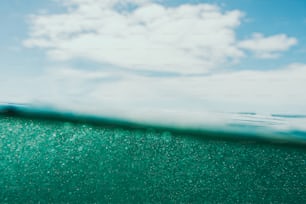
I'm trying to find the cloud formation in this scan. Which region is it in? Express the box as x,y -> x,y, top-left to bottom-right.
13,0 -> 305,126
238,33 -> 297,59
3,63 -> 306,116
24,0 -> 296,74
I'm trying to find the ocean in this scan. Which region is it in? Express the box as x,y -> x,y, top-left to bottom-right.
0,105 -> 305,203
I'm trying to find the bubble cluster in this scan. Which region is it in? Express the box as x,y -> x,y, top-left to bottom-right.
0,116 -> 305,203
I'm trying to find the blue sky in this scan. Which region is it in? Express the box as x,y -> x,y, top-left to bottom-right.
1,0 -> 306,74
1,0 -> 306,120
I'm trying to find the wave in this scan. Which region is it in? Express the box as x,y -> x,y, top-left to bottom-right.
0,103 -> 305,203
0,104 -> 305,146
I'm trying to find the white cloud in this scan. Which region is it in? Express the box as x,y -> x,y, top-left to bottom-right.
24,0 -> 298,74
3,63 -> 306,115
238,33 -> 297,59
24,0 -> 299,73
24,0 -> 245,74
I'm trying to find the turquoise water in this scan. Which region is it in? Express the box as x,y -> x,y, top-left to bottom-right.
0,105 -> 305,203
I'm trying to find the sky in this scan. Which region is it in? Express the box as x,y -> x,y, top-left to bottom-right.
1,0 -> 306,123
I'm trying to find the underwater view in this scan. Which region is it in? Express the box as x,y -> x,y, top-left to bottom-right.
0,105 -> 305,203
1,0 -> 306,203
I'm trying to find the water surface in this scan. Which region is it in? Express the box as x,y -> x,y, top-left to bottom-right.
0,105 -> 305,203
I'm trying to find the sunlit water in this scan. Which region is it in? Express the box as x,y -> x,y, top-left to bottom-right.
0,104 -> 305,203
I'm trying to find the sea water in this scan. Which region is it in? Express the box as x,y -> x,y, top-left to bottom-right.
0,105 -> 305,203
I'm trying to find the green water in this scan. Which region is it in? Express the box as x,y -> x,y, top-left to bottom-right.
0,116 -> 305,203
